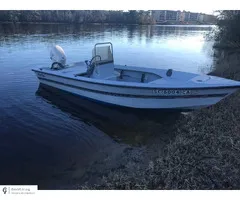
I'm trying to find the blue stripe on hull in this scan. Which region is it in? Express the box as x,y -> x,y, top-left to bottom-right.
38,83 -> 195,112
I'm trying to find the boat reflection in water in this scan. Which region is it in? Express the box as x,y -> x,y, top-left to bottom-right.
36,83 -> 183,146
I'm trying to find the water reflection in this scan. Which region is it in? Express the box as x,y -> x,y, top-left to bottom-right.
0,23 -> 213,50
36,84 -> 182,146
0,23 -> 104,35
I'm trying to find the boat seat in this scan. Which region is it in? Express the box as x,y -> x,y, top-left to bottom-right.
166,69 -> 173,77
92,45 -> 114,65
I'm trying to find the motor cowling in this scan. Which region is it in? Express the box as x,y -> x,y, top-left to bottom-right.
50,45 -> 66,68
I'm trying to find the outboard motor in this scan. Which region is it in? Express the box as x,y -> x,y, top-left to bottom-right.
50,45 -> 66,69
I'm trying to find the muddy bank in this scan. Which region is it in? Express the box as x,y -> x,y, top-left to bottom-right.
80,50 -> 240,190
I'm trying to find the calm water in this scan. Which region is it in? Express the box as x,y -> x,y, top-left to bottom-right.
0,23 -> 214,189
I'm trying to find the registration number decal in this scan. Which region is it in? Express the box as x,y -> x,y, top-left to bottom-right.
153,89 -> 194,95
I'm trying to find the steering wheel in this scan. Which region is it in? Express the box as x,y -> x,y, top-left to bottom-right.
85,55 -> 102,77
89,55 -> 102,65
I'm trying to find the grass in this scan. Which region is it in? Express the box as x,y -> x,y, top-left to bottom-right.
81,50 -> 240,190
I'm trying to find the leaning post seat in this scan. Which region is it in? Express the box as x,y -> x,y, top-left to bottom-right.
92,42 -> 114,65
90,42 -> 115,79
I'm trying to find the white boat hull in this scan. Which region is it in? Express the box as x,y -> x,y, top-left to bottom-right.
34,72 -> 238,110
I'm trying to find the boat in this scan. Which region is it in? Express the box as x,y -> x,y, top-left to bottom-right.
32,42 -> 240,110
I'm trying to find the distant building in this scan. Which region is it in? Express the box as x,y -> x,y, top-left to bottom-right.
152,10 -> 165,21
159,10 -> 166,21
198,13 -> 205,22
189,12 -> 199,21
175,11 -> 198,22
165,10 -> 178,21
176,11 -> 181,21
184,11 -> 190,21
179,11 -> 186,22
152,10 -> 181,22
151,10 -> 216,24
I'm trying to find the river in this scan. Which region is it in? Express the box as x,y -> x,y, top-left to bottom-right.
0,23 -> 214,189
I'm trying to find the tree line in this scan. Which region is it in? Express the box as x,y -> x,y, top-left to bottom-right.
213,10 -> 240,48
0,10 -> 154,25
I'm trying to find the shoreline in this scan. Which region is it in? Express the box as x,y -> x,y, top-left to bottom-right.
0,21 -> 216,26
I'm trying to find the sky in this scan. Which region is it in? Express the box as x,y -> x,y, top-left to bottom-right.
2,0 -> 238,15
